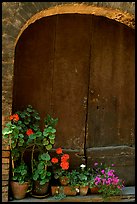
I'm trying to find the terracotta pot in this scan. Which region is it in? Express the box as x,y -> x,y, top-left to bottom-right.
62,186 -> 77,196
59,176 -> 69,186
51,186 -> 77,196
10,181 -> 29,200
32,181 -> 49,196
90,186 -> 99,194
51,186 -> 60,196
79,186 -> 89,196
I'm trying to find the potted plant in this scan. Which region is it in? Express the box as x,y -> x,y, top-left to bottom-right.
77,164 -> 90,196
2,105 -> 58,198
90,162 -> 125,199
2,109 -> 33,199
10,162 -> 30,199
51,147 -> 70,186
26,113 -> 58,196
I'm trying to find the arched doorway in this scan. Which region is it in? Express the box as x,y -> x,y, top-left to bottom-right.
13,13 -> 135,185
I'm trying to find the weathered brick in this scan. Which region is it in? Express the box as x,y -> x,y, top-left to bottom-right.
2,163 -> 10,170
2,180 -> 9,187
2,150 -> 10,158
2,192 -> 8,202
2,174 -> 9,180
2,186 -> 9,193
2,169 -> 10,176
2,158 -> 10,164
2,145 -> 10,151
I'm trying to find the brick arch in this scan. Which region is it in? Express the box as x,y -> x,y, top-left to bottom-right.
15,3 -> 135,46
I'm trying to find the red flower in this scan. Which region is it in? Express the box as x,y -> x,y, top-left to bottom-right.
56,147 -> 62,154
60,161 -> 69,170
51,157 -> 58,164
61,154 -> 69,162
26,129 -> 34,136
9,114 -> 19,121
9,115 -> 13,120
13,114 -> 19,121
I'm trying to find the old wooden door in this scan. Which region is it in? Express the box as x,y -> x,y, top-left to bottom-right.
86,16 -> 135,186
13,14 -> 134,185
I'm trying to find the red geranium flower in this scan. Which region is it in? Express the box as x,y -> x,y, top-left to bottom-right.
56,147 -> 62,154
13,114 -> 19,121
9,115 -> 13,120
61,154 -> 69,162
9,114 -> 19,121
60,161 -> 69,170
51,157 -> 58,164
26,129 -> 34,136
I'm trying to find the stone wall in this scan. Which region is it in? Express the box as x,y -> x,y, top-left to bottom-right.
2,2 -> 135,202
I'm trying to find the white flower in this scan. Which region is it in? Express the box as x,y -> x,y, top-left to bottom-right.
80,164 -> 86,169
76,188 -> 79,193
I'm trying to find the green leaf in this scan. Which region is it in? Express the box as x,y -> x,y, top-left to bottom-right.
29,134 -> 36,140
21,169 -> 27,176
49,135 -> 55,140
40,179 -> 47,185
40,173 -> 46,180
38,162 -> 44,170
41,153 -> 50,161
46,172 -> 51,176
43,131 -> 48,137
19,134 -> 24,138
43,139 -> 49,145
50,139 -> 55,144
46,144 -> 52,150
2,128 -> 12,135
33,173 -> 39,181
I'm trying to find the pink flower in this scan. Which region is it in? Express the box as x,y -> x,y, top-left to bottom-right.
112,164 -> 115,166
101,170 -> 105,174
94,162 -> 98,166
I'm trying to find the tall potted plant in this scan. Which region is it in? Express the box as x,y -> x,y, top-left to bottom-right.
2,105 -> 58,199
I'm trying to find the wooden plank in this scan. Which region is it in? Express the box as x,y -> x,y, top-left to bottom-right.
52,14 -> 91,150
86,16 -> 135,148
13,15 -> 57,127
86,146 -> 135,186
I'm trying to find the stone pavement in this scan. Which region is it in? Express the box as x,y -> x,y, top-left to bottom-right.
9,186 -> 135,202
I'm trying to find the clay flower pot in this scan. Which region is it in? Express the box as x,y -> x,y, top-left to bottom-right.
59,176 -> 69,186
51,186 -> 60,196
32,181 -> 49,196
51,186 -> 77,196
79,186 -> 89,196
62,186 -> 77,196
10,181 -> 29,200
90,186 -> 99,194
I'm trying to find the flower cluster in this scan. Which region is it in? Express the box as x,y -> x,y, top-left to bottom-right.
9,114 -> 19,122
51,147 -> 70,178
90,162 -> 124,198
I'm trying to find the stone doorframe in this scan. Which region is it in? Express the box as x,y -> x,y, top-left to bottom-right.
2,2 -> 135,202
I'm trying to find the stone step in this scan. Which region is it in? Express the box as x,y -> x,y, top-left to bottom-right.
9,186 -> 135,202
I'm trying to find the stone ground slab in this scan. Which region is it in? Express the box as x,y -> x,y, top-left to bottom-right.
9,186 -> 135,202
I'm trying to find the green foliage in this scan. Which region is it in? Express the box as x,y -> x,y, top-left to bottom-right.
2,105 -> 58,187
12,162 -> 30,184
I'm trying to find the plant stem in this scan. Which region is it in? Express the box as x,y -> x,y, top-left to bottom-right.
31,144 -> 35,173
9,136 -> 14,176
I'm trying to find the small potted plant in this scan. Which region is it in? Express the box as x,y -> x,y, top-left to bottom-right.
10,162 -> 30,199
90,162 -> 125,199
51,147 -> 70,186
77,164 -> 90,196
2,109 -> 33,199
27,113 -> 58,196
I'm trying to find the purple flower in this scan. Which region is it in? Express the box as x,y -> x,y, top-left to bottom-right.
112,164 -> 115,166
94,162 -> 98,166
101,170 -> 105,174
